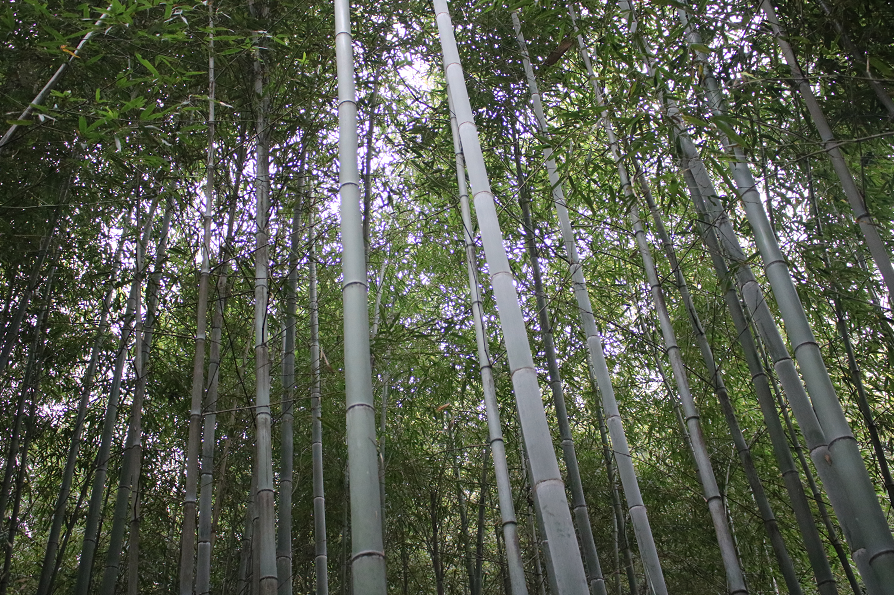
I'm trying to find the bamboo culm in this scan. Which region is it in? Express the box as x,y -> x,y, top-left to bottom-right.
757,1 -> 894,300
197,148 -> 244,595
446,83 -> 529,595
35,221 -> 127,595
636,165 -> 803,595
74,195 -> 161,595
512,16 -> 608,595
310,207 -> 330,595
682,166 -> 842,595
434,2 -> 589,592
569,7 -> 673,592
805,165 -> 894,509
278,152 -> 306,595
100,200 -> 173,594
335,0 -> 387,591
671,3 -> 894,588
628,199 -> 747,594
180,4 -> 217,590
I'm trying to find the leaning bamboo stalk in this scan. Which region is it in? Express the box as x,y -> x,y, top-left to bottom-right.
100,200 -> 173,594
434,2 -> 588,592
755,330 -> 861,595
681,166 -> 842,595
35,219 -> 127,595
668,4 -> 894,588
569,7 -> 672,593
180,3 -> 217,590
446,84 -> 528,595
511,17 -> 607,595
628,200 -> 747,594
0,4 -> 111,151
806,166 -> 894,509
636,164 -> 803,595
335,0 -> 386,591
74,194 -> 161,595
755,1 -> 894,300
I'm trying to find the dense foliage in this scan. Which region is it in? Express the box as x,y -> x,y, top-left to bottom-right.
1,0 -> 893,593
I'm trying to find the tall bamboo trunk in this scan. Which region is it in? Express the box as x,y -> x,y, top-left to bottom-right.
664,4 -> 894,588
510,117 -> 607,595
628,199 -> 748,594
435,3 -> 589,592
620,0 -> 894,588
335,1 -> 387,592
248,2 -> 278,592
100,200 -> 173,594
756,1 -> 894,300
309,207 -> 330,595
446,84 -> 528,595
0,258 -> 55,595
683,166 -> 842,595
74,194 -> 161,595
181,3 -> 216,590
197,149 -> 244,595
35,222 -> 126,595
757,334 -> 860,595
636,165 -> 802,594
805,165 -> 894,508
278,154 -> 306,595
568,7 -> 675,592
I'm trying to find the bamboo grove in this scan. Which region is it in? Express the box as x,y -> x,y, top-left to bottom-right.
1,0 -> 894,593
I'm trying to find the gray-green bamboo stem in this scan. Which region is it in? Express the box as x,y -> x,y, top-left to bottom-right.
74,194 -> 160,595
252,20 -> 278,592
670,3 -> 894,587
447,83 -> 528,595
568,7 -> 673,593
637,165 -> 802,595
101,199 -> 173,594
757,1 -> 894,301
628,199 -> 747,595
181,5 -> 216,591
682,166 -> 841,595
511,15 -> 607,594
35,220 -> 126,595
434,2 -> 589,592
309,206 -> 330,595
335,1 -> 387,592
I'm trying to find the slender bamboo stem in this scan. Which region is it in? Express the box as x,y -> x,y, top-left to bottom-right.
310,205 -> 330,595
181,4 -> 217,590
74,194 -> 161,595
34,218 -> 125,595
101,200 -> 173,593
756,1 -> 894,300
